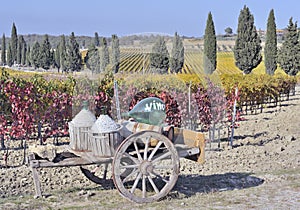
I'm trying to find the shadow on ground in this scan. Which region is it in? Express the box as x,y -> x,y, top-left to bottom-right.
171,172 -> 264,198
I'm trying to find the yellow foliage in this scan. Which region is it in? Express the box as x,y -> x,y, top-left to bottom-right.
81,49 -> 88,61
121,73 -> 187,93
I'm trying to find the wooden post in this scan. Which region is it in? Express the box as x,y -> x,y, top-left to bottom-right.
230,87 -> 238,148
28,153 -> 42,198
38,121 -> 43,145
196,132 -> 205,164
0,134 -> 5,150
188,81 -> 192,129
114,80 -> 121,121
32,167 -> 42,198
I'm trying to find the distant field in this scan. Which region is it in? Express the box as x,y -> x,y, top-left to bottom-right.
82,39 -> 285,75
119,48 -> 283,75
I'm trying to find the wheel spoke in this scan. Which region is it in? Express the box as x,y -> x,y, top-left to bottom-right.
130,172 -> 142,193
91,166 -> 100,174
122,169 -> 139,183
134,141 -> 143,161
148,141 -> 163,161
147,176 -> 160,194
120,164 -> 139,169
142,175 -> 146,198
143,137 -> 150,160
150,171 -> 169,184
123,152 -> 139,164
152,151 -> 172,163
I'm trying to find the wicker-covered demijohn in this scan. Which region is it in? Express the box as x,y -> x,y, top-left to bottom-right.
68,108 -> 96,151
89,115 -> 122,156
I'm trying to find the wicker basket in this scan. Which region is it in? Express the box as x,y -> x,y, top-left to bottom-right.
89,115 -> 123,156
69,108 -> 96,151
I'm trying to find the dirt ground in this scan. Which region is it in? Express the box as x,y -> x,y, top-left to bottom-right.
0,86 -> 299,209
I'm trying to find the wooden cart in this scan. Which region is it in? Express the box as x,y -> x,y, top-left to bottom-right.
27,122 -> 205,203
28,99 -> 205,203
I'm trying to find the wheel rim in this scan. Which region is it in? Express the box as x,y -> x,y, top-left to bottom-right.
112,131 -> 180,203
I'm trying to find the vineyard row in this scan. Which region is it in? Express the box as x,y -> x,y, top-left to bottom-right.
0,69 -> 297,148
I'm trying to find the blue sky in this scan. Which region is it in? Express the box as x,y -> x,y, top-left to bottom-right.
1,0 -> 299,37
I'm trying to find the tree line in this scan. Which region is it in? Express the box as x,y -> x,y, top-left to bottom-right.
204,6 -> 300,76
1,23 -> 83,72
131,5 -> 300,76
0,21 -> 185,74
148,5 -> 299,76
1,5 -> 300,76
0,24 -> 121,74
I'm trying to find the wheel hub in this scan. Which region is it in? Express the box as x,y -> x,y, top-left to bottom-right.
140,161 -> 154,175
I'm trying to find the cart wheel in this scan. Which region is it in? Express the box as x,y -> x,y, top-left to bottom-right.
112,130 -> 180,203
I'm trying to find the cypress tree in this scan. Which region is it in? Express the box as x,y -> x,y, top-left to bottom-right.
85,44 -> 100,73
54,43 -> 61,72
1,34 -> 6,65
278,18 -> 300,76
10,23 -> 18,64
66,32 -> 82,72
94,32 -> 100,47
26,45 -> 31,67
7,43 -> 13,67
100,37 -> 109,72
150,36 -> 169,74
21,37 -> 27,66
203,12 -> 217,74
264,9 -> 277,75
234,5 -> 262,74
17,35 -> 23,64
31,41 -> 41,69
111,34 -> 120,73
170,32 -> 184,73
17,35 -> 27,66
40,34 -> 52,70
59,35 -> 67,72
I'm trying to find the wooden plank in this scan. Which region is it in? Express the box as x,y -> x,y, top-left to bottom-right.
176,146 -> 200,158
173,128 -> 205,164
30,157 -> 112,168
28,151 -> 113,168
33,157 -> 94,168
119,120 -> 163,139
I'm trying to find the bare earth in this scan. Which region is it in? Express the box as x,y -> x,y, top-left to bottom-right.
0,86 -> 299,209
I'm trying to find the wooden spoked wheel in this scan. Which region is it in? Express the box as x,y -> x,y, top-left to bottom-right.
112,131 -> 180,203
